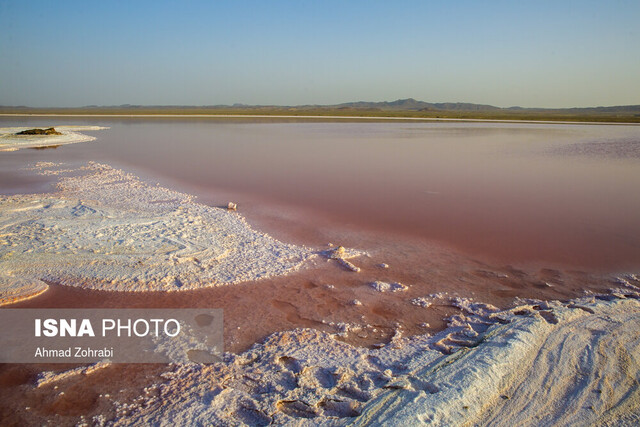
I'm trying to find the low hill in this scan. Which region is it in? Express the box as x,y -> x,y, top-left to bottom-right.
1,99 -> 639,123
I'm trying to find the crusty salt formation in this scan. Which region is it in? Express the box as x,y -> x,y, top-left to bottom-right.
356,296 -> 640,426
110,293 -> 640,426
323,245 -> 366,272
0,126 -> 107,151
0,274 -> 48,306
369,281 -> 408,292
0,162 -> 314,304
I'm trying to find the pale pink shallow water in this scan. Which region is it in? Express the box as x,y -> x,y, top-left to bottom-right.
1,118 -> 640,425
1,117 -> 640,269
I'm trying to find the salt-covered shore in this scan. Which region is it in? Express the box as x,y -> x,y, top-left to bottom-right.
0,126 -> 108,151
0,162 -> 315,305
96,289 -> 639,426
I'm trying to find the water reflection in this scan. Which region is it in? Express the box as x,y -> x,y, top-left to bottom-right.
1,117 -> 639,269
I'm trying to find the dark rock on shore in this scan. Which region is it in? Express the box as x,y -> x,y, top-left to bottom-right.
16,127 -> 62,135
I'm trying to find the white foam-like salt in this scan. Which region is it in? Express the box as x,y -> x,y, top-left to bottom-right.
0,162 -> 315,304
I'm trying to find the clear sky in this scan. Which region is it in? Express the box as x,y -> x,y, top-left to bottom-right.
1,0 -> 638,108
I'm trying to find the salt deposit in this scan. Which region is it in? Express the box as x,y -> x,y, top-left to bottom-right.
323,246 -> 366,272
111,293 -> 640,426
151,319 -> 222,364
0,274 -> 48,307
36,362 -> 111,388
369,281 -> 408,292
0,126 -> 107,151
0,162 -> 315,304
356,296 -> 640,426
410,297 -> 432,308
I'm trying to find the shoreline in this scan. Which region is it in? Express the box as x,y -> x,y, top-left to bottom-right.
5,290 -> 637,425
1,125 -> 639,424
3,156 -> 637,354
2,113 -> 640,126
0,161 -> 317,306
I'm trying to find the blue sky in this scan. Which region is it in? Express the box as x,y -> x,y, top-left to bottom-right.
1,0 -> 638,108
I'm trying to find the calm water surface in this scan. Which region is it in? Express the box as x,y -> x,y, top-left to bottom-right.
1,117 -> 640,270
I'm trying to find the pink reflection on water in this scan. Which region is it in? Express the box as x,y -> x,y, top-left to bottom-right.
90,120 -> 640,270
1,118 -> 639,269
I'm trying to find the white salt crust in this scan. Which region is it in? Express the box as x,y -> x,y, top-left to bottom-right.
36,362 -> 111,388
0,274 -> 48,306
0,162 -> 315,304
0,126 -> 108,151
109,290 -> 640,426
369,281 -> 408,292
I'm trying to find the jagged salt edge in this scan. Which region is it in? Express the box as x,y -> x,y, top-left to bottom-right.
0,162 -> 316,298
111,293 -> 640,426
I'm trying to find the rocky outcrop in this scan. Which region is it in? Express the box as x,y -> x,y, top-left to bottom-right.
1,125 -> 106,151
16,127 -> 62,135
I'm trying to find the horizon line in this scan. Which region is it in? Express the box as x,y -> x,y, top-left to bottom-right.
2,98 -> 640,111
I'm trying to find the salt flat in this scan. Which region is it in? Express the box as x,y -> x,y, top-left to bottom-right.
0,162 -> 314,305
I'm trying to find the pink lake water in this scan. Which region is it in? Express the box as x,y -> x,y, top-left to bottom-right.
1,117 -> 639,270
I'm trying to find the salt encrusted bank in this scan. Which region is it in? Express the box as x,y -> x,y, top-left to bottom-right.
0,126 -> 108,151
0,162 -> 316,304
108,292 -> 640,426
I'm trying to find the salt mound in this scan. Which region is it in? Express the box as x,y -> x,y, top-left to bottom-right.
0,126 -> 107,151
0,162 -> 314,303
110,295 -> 640,425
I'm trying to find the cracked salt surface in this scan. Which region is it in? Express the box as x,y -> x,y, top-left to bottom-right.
0,162 -> 315,304
0,126 -> 108,151
110,290 -> 640,426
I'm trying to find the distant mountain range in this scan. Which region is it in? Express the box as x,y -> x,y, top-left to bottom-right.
319,98 -> 640,114
2,99 -> 640,122
324,98 -> 502,111
4,98 -> 640,113
203,98 -> 640,114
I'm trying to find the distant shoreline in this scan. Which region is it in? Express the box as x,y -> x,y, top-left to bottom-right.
1,113 -> 639,125
2,98 -> 639,123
